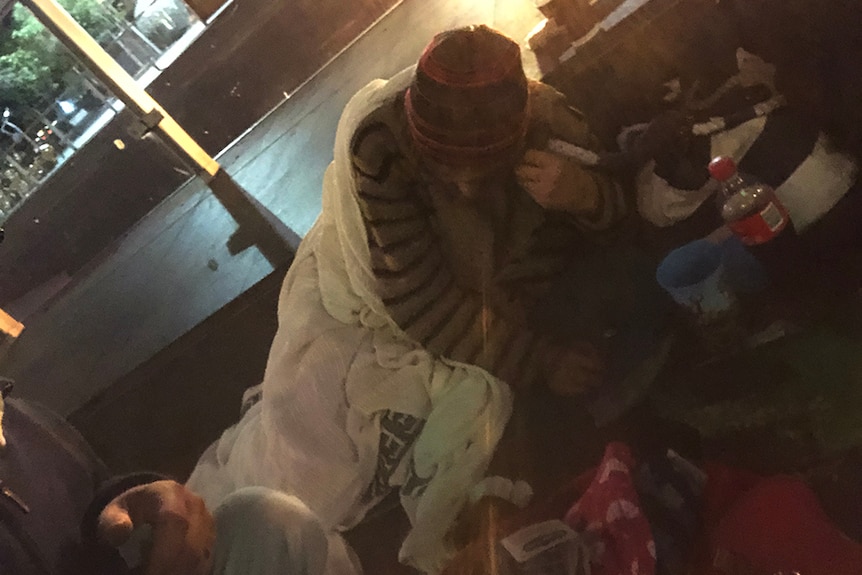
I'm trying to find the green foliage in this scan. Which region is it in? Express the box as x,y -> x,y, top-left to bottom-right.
0,0 -> 122,110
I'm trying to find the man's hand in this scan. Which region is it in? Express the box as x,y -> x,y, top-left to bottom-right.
98,480 -> 215,575
516,149 -> 600,215
543,342 -> 604,396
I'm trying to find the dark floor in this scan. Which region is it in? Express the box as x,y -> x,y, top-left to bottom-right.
67,264 -> 286,480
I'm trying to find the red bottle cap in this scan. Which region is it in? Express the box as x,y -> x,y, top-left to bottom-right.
708,156 -> 737,181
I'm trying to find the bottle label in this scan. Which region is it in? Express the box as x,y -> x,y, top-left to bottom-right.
759,202 -> 785,232
727,201 -> 789,245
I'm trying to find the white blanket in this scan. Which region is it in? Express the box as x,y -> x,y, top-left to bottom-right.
187,69 -> 513,574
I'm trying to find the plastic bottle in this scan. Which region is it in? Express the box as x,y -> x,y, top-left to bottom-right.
709,156 -> 804,289
708,156 -> 791,246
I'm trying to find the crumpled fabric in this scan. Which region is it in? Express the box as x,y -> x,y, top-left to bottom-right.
564,443 -> 656,575
213,486 -> 361,575
704,471 -> 862,575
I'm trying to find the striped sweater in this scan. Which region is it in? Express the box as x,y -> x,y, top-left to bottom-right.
348,81 -> 626,391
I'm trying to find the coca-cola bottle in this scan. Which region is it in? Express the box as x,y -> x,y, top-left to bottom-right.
708,156 -> 799,285
708,156 -> 791,245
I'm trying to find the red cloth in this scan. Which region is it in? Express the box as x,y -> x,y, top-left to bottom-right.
700,462 -> 763,531
705,475 -> 862,575
564,442 -> 656,575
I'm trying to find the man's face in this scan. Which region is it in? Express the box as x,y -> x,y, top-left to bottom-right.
421,146 -> 522,201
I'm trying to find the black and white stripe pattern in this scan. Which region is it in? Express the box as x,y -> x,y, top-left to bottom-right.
350,111 -> 537,386
348,89 -> 624,389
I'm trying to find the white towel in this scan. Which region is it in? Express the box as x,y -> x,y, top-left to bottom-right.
187,69 -> 514,574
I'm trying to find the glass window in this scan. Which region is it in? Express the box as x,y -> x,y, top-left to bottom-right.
0,0 -> 199,221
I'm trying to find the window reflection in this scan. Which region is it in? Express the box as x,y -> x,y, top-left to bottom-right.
0,0 -> 198,221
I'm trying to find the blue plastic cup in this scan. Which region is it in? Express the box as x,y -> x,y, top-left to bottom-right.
656,239 -> 735,316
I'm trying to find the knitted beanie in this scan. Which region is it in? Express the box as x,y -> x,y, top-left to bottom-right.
405,25 -> 529,167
